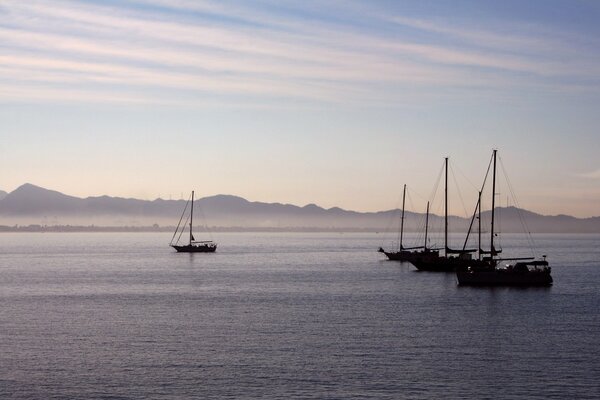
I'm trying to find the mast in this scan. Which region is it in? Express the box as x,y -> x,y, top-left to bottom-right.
424,201 -> 430,250
189,190 -> 194,245
400,184 -> 406,251
478,191 -> 482,261
444,157 -> 448,257
490,150 -> 497,257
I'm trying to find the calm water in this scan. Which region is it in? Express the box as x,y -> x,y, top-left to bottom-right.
1,232 -> 599,399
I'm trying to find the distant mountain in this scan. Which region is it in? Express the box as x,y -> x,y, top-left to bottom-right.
0,183 -> 187,222
480,207 -> 600,234
0,183 -> 598,233
0,183 -> 82,214
0,190 -> 6,201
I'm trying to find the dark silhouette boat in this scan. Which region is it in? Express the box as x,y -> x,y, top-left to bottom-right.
170,191 -> 217,253
378,184 -> 425,262
457,259 -> 552,286
456,150 -> 552,286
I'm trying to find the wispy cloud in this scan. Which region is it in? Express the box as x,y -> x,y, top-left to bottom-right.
578,169 -> 600,179
1,0 -> 599,106
379,10 -> 600,78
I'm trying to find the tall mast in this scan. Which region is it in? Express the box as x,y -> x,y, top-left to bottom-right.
444,157 -> 448,257
190,190 -> 194,245
424,201 -> 430,250
490,150 -> 497,257
400,184 -> 406,251
478,191 -> 482,261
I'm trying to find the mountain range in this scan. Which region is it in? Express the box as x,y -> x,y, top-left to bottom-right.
0,183 -> 598,233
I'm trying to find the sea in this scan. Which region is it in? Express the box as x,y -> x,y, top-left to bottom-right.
1,232 -> 599,399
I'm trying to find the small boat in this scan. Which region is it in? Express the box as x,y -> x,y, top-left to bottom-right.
170,191 -> 217,253
456,150 -> 552,286
378,184 -> 425,262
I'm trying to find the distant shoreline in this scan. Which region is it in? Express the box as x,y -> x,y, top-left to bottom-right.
1,225 -> 598,234
0,225 -> 379,233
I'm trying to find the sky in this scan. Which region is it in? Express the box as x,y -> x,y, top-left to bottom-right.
1,0 -> 599,217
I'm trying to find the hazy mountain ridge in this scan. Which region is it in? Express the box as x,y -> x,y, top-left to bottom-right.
0,183 -> 598,233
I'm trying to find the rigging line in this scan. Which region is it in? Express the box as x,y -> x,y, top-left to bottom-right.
396,198 -> 403,250
407,190 -> 428,248
422,160 -> 445,248
429,160 -> 445,203
449,162 -> 470,218
414,201 -> 429,246
407,185 -> 428,203
479,154 -> 493,195
428,202 -> 444,248
380,188 -> 404,248
401,186 -> 417,245
498,155 -> 538,255
195,203 -> 214,242
498,155 -> 530,237
175,213 -> 190,245
169,193 -> 191,245
391,194 -> 404,250
449,161 -> 481,251
462,193 -> 481,251
406,189 -> 416,215
496,178 -> 503,251
452,159 -> 479,191
405,189 -> 421,247
469,152 -> 494,249
501,158 -> 534,254
391,211 -> 403,250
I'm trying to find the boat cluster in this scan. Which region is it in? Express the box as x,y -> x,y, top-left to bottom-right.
379,150 -> 552,287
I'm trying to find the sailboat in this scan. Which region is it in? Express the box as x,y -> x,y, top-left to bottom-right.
410,157 -> 477,272
170,191 -> 217,253
378,184 -> 425,262
456,150 -> 552,286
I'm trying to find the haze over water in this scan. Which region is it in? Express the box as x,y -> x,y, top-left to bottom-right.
1,232 -> 599,399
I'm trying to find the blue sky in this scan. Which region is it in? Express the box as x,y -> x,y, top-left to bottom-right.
1,0 -> 599,217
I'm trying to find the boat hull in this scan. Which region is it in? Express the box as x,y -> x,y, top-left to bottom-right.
171,244 -> 217,253
412,254 -> 490,272
411,255 -> 457,272
456,267 -> 552,286
381,250 -> 416,262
